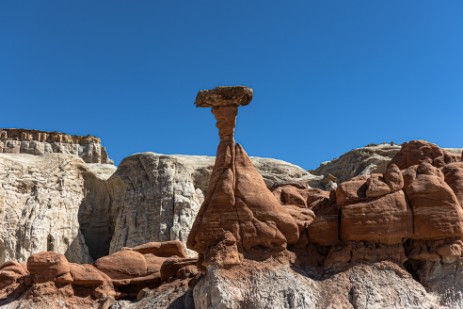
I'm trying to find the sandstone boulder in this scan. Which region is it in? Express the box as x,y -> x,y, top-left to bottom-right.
366,174 -> 392,198
406,163 -> 463,240
27,252 -> 70,283
341,190 -> 413,244
336,176 -> 368,207
127,240 -> 187,258
95,250 -> 147,281
443,162 -> 463,206
384,164 -> 404,192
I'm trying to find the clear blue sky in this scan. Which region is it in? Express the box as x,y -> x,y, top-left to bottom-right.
1,1 -> 462,169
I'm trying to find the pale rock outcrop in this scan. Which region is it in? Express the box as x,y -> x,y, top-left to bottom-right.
0,129 -> 113,164
312,143 -> 402,183
0,153 -> 116,264
193,261 -> 443,309
311,142 -> 462,186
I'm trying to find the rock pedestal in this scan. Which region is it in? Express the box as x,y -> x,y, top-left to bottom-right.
187,86 -> 306,267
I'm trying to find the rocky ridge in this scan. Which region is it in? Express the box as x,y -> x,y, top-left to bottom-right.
0,129 -> 113,164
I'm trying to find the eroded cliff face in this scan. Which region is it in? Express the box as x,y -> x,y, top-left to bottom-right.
0,153 -> 116,264
0,129 -> 113,164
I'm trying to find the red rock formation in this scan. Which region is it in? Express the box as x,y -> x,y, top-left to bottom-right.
389,140 -> 457,169
0,241 -> 197,304
273,186 -> 338,246
341,190 -> 413,244
187,86 -> 306,266
405,162 -> 463,240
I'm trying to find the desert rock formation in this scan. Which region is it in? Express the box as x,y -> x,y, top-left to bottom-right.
0,240 -> 198,308
0,129 -> 113,164
3,88 -> 463,308
187,86 -> 310,267
0,153 -> 116,264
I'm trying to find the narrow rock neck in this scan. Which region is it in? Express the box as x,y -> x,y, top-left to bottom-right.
212,105 -> 238,145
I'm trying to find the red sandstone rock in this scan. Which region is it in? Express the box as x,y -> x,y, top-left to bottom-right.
0,261 -> 29,299
95,250 -> 147,280
443,162 -> 463,206
308,200 -> 339,246
384,164 -> 404,192
336,176 -> 368,207
341,190 -> 413,244
405,163 -> 463,240
126,240 -> 187,258
389,140 -> 456,169
160,258 -> 198,281
273,185 -> 310,208
366,174 -> 392,198
70,264 -> 112,288
27,252 -> 70,283
187,87 -> 299,265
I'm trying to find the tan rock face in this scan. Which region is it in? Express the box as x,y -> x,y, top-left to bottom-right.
0,128 -> 113,164
0,153 -> 116,265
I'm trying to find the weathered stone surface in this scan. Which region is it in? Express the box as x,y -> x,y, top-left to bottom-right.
159,258 -> 197,281
405,163 -> 463,240
307,199 -> 339,246
336,175 -> 368,207
341,190 -> 413,244
195,86 -> 253,108
366,174 -> 392,197
390,140 -> 458,169
0,153 -> 116,264
128,240 -> 187,258
443,162 -> 463,206
95,250 -> 147,281
69,263 -> 111,287
312,143 -> 402,184
0,128 -> 113,164
384,163 -> 404,192
27,252 -> 70,283
193,261 -> 442,309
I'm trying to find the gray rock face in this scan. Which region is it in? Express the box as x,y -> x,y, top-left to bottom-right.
312,143 -> 402,184
0,153 -> 116,264
0,129 -> 113,164
193,261 -> 443,309
312,143 -> 463,185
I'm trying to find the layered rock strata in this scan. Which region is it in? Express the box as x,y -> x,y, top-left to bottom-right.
0,129 -> 113,164
0,153 -> 116,264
